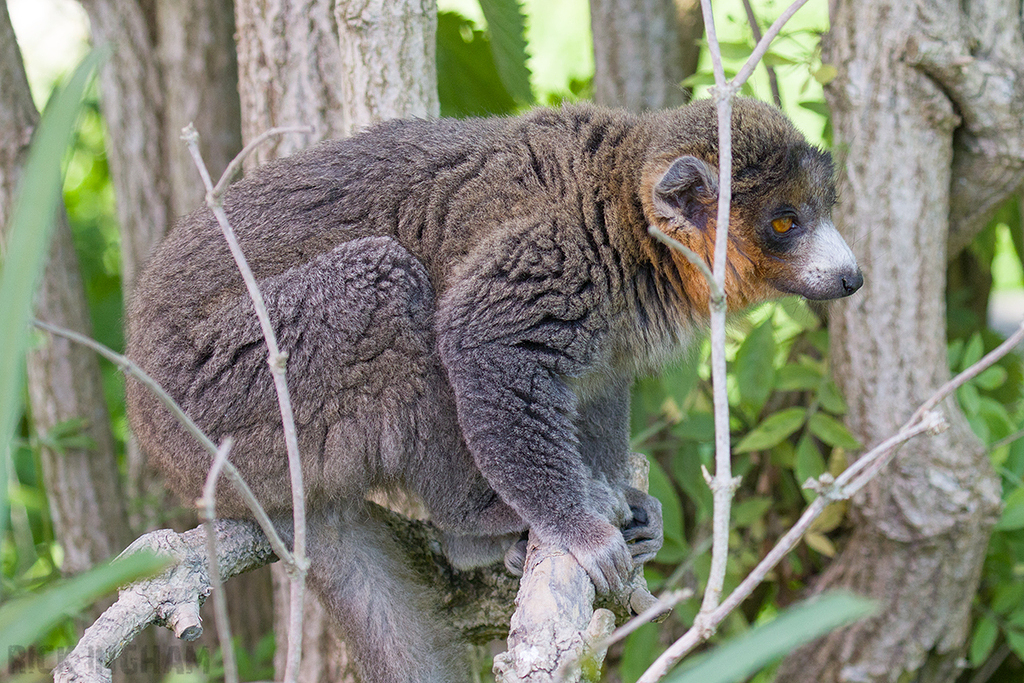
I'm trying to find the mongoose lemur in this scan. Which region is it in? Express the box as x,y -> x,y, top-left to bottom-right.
127,97 -> 862,682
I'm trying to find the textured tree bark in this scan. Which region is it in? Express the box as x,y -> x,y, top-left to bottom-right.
232,1 -> 438,677
156,0 -> 242,219
1,0 -> 130,574
774,1 -> 1008,680
590,0 -> 703,110
78,0 -> 172,296
1,5 -> 142,682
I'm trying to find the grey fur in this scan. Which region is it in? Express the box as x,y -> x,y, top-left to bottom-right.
127,99 -> 860,683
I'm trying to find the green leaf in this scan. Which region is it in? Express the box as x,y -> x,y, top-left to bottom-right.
1005,629 -> 1024,661
776,364 -> 822,392
961,332 -> 985,371
807,413 -> 862,450
477,0 -> 534,104
811,64 -> 838,85
969,615 -> 998,667
648,455 -> 686,555
732,496 -> 772,528
798,100 -> 830,118
681,71 -> 717,88
817,380 -> 848,415
734,319 -> 777,415
1,51 -> 102,541
437,12 -> 518,117
795,436 -> 826,496
957,382 -> 982,416
974,365 -> 1008,391
947,338 -> 964,371
996,486 -> 1024,531
714,40 -> 755,61
664,592 -> 876,683
734,408 -> 807,453
0,551 -> 168,668
671,443 -> 713,520
620,622 -> 662,683
762,52 -> 799,67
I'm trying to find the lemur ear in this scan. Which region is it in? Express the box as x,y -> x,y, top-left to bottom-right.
652,156 -> 718,222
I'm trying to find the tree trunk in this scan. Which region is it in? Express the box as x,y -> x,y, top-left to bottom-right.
590,0 -> 703,110
774,1 -> 1011,680
1,3 -> 140,680
233,1 -> 438,677
0,0 -> 130,584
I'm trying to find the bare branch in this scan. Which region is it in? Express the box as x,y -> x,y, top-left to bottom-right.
181,123 -> 309,683
53,520 -> 275,683
199,439 -> 239,683
211,125 -> 314,199
734,0 -> 814,88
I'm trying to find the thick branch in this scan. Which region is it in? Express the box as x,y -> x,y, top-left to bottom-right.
53,510 -> 520,683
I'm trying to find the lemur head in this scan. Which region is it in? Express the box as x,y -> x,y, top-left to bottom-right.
641,98 -> 863,311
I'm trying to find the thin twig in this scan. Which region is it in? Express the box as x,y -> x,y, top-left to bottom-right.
31,319 -> 293,564
200,438 -> 239,683
181,123 -> 309,683
740,0 -> 783,107
211,125 -> 314,199
637,320 -> 1024,682
734,0 -> 814,87
696,0 -> 737,623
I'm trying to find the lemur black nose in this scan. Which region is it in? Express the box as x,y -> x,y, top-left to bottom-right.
842,269 -> 864,295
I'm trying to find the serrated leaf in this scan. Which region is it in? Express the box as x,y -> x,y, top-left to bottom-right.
734,407 -> 807,453
477,0 -> 534,104
969,615 -> 999,667
735,319 -> 777,415
996,487 -> 1024,530
808,413 -> 862,450
664,592 -> 876,683
776,364 -> 822,391
804,532 -> 836,557
811,64 -> 838,85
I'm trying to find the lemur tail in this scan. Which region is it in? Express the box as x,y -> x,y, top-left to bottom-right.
274,505 -> 469,683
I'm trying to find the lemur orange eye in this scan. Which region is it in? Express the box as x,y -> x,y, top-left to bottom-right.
772,216 -> 794,234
